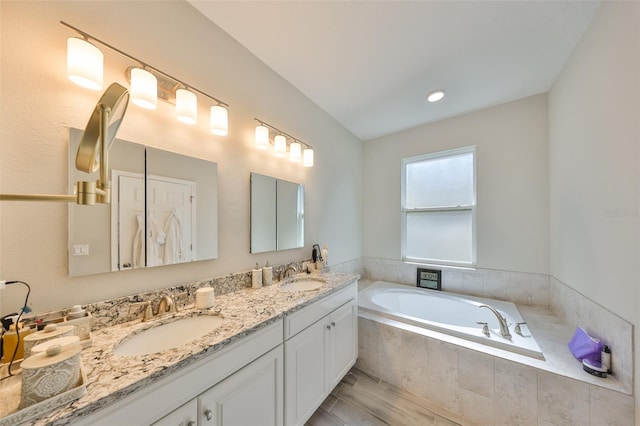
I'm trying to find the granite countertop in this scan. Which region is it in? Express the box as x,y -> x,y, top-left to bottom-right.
17,272 -> 358,426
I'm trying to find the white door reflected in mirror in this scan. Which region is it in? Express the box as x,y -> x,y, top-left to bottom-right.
68,128 -> 218,277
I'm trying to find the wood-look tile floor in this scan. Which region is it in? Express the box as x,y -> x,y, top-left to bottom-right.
305,368 -> 463,426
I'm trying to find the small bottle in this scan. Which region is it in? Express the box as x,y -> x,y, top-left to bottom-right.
601,345 -> 611,374
322,246 -> 328,267
262,261 -> 273,286
252,263 -> 262,289
1,317 -> 33,363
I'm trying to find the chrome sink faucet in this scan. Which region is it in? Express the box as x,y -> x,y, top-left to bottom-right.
479,304 -> 511,338
281,264 -> 297,280
157,294 -> 177,316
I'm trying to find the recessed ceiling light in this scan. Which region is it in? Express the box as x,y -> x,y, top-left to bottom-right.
426,90 -> 445,103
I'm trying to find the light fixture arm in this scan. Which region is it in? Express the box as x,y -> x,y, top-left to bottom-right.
1,83 -> 128,205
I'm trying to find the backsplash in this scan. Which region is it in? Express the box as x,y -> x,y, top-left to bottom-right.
69,261 -> 306,331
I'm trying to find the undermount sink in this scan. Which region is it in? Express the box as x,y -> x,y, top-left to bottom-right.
114,315 -> 224,357
279,278 -> 325,292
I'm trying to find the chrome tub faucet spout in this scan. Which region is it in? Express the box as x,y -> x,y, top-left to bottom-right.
479,304 -> 511,338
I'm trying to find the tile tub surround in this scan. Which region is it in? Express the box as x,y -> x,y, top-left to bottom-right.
357,314 -> 634,425
362,257 -> 550,307
361,258 -> 633,395
549,276 -> 633,394
6,272 -> 358,426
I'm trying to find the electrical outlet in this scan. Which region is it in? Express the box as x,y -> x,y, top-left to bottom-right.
72,244 -> 90,256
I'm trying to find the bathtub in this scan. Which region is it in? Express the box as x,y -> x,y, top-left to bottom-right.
358,281 -> 544,359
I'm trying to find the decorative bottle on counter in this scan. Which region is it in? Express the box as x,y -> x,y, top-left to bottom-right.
262,261 -> 273,286
252,263 -> 262,289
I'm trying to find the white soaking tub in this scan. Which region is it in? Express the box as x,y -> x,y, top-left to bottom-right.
359,281 -> 544,359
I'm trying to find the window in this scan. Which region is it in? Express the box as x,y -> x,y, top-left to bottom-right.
401,146 -> 476,267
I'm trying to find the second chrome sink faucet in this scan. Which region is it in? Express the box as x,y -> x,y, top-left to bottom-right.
135,294 -> 178,322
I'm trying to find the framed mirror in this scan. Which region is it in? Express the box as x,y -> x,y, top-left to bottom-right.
250,173 -> 304,253
68,128 -> 218,277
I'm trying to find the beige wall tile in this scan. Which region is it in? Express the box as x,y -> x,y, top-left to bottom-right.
538,371 -> 589,425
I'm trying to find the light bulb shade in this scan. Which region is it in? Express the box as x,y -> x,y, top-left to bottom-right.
130,68 -> 157,110
289,142 -> 302,162
303,148 -> 314,167
274,135 -> 287,157
176,89 -> 197,124
255,125 -> 270,150
67,38 -> 103,91
210,105 -> 228,136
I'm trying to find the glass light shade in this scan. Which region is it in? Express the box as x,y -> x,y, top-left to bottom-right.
274,135 -> 287,157
67,38 -> 103,91
303,148 -> 314,167
289,142 -> 302,162
255,125 -> 270,150
130,68 -> 157,110
176,89 -> 197,124
210,105 -> 228,136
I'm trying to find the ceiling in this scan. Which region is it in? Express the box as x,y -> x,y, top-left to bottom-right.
189,1 -> 600,141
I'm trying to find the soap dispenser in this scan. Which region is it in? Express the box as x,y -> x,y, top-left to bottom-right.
262,261 -> 273,286
252,263 -> 262,289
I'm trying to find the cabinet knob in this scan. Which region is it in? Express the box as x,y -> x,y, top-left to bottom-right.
326,325 -> 331,330
331,322 -> 336,327
187,421 -> 196,426
204,409 -> 213,421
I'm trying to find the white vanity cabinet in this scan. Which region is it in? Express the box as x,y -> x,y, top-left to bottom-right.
197,345 -> 283,425
283,281 -> 358,426
151,399 -> 197,426
76,320 -> 283,426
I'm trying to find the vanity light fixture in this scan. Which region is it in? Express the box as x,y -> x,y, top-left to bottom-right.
62,21 -> 229,136
210,105 -> 228,136
176,88 -> 197,124
274,135 -> 287,157
303,148 -> 314,167
67,37 -> 103,91
253,118 -> 314,167
427,89 -> 445,103
255,125 -> 270,150
130,67 -> 157,110
289,142 -> 302,163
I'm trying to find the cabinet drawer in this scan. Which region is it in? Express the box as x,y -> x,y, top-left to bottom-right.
284,281 -> 357,339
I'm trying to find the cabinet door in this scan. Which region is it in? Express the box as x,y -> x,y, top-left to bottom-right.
198,345 -> 283,426
151,399 -> 197,426
327,301 -> 357,390
284,317 -> 329,426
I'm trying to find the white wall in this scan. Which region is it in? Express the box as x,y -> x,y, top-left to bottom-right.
548,1 -> 639,415
0,1 -> 362,313
549,1 -> 639,325
363,94 -> 549,275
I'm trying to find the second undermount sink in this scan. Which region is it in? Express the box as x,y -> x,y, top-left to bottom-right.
279,278 -> 325,292
114,315 -> 224,357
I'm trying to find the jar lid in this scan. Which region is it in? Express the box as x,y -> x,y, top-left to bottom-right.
31,335 -> 81,354
24,324 -> 75,343
21,342 -> 81,370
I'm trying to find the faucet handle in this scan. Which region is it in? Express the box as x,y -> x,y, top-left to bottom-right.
476,321 -> 490,336
514,322 -> 527,335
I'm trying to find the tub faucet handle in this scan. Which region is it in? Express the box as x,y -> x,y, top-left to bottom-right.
476,321 -> 490,336
514,322 -> 527,335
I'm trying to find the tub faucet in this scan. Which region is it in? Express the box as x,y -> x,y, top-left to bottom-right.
479,304 -> 511,338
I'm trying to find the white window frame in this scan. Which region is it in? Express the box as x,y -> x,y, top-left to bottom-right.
401,145 -> 477,268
